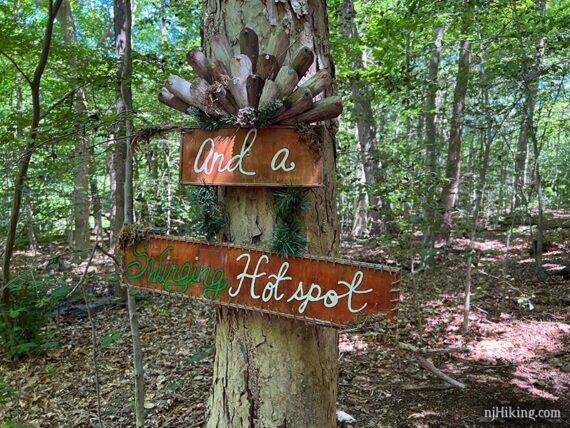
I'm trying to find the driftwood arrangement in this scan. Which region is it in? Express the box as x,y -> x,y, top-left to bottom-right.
158,27 -> 343,126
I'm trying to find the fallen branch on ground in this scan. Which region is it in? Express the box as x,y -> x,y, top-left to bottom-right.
400,342 -> 467,390
402,384 -> 454,391
399,342 -> 469,355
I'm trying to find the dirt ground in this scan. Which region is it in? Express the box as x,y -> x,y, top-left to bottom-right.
1,215 -> 569,427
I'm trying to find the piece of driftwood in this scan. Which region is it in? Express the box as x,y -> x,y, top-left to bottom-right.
274,66 -> 299,98
266,28 -> 289,66
246,75 -> 263,109
165,74 -> 193,105
208,58 -> 231,83
299,69 -> 332,97
230,54 -> 253,81
206,82 -> 239,115
159,27 -> 343,124
290,46 -> 314,78
228,77 -> 249,109
158,87 -> 190,113
191,78 -> 225,116
211,33 -> 234,71
186,49 -> 212,83
282,96 -> 343,124
240,27 -> 259,72
275,90 -> 312,123
256,54 -> 278,81
258,80 -> 280,110
286,87 -> 311,105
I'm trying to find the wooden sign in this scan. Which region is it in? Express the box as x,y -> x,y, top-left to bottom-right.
179,127 -> 323,187
120,234 -> 400,326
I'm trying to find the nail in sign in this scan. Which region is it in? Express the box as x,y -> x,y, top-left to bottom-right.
120,235 -> 400,326
179,127 -> 323,186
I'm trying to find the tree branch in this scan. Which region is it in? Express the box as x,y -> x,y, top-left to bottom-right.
32,0 -> 64,88
0,48 -> 32,85
39,84 -> 87,122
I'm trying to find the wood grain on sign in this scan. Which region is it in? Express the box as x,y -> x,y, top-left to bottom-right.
120,235 -> 400,326
179,127 -> 323,186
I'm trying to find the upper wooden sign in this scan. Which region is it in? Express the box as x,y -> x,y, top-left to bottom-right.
179,127 -> 323,187
120,234 -> 400,326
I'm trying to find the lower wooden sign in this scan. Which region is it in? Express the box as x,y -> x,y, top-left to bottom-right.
120,234 -> 400,326
179,126 -> 323,186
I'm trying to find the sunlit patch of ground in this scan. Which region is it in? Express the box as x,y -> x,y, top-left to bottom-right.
469,320 -> 569,363
339,334 -> 369,353
466,320 -> 570,400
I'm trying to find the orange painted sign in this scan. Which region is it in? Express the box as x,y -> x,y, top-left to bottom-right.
179,127 -> 323,186
120,235 -> 400,326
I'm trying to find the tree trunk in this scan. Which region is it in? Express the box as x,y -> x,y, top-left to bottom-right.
340,0 -> 387,237
422,25 -> 444,250
203,1 -> 339,426
512,0 -> 546,212
112,0 -> 134,300
25,196 -> 38,255
90,143 -> 103,241
439,12 -> 472,243
463,42 -> 493,333
0,0 -> 63,329
57,0 -> 91,255
351,155 -> 368,238
528,5 -> 547,276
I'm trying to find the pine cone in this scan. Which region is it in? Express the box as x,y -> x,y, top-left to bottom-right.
236,107 -> 257,127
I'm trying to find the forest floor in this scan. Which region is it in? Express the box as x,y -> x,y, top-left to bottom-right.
1,213 -> 569,427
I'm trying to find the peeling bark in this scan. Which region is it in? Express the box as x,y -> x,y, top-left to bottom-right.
202,1 -> 339,426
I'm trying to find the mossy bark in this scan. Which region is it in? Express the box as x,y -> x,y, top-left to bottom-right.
202,1 -> 340,426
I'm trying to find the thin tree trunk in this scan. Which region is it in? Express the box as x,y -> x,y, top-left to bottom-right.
0,0 -> 63,329
340,0 -> 388,236
25,196 -> 38,255
530,128 -> 546,277
512,0 -> 546,213
90,144 -> 103,242
112,0 -> 133,301
351,153 -> 368,238
422,25 -> 444,252
439,11 -> 472,243
57,0 -> 91,255
525,0 -> 547,275
463,43 -> 493,333
114,0 -> 144,424
203,1 -> 339,426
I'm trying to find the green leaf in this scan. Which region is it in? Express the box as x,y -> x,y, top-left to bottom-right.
50,285 -> 75,299
99,331 -> 122,347
183,345 -> 214,365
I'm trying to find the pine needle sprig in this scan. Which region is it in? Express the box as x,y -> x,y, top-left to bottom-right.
273,188 -> 309,215
191,186 -> 225,240
271,220 -> 307,258
189,107 -> 237,131
256,99 -> 284,126
271,188 -> 309,257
